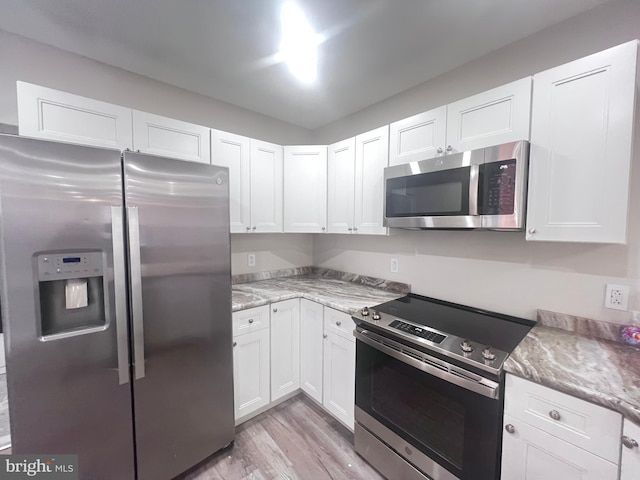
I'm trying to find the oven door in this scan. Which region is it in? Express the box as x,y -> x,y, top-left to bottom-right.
383,149 -> 484,229
354,329 -> 503,480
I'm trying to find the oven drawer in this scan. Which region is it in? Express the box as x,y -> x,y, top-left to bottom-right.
232,305 -> 270,336
505,374 -> 622,463
324,308 -> 356,342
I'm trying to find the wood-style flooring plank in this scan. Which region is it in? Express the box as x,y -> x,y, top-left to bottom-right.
180,395 -> 384,480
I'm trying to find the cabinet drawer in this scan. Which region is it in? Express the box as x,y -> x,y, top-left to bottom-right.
324,308 -> 356,342
232,305 -> 270,336
505,374 -> 622,463
502,414 -> 619,480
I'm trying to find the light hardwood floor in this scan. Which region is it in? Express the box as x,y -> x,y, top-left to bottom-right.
180,395 -> 384,480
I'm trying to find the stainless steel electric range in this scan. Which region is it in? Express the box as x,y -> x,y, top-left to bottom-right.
352,293 -> 535,480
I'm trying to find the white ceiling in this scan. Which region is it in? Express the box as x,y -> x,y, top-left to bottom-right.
0,0 -> 612,130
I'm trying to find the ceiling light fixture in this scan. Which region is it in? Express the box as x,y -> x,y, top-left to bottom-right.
279,1 -> 322,84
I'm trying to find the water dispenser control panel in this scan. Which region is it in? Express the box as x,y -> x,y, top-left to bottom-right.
37,252 -> 104,281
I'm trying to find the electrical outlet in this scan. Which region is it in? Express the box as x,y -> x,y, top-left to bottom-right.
604,284 -> 630,311
247,253 -> 256,267
390,258 -> 399,273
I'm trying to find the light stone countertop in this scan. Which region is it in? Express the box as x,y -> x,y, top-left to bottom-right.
232,273 -> 408,314
505,323 -> 640,425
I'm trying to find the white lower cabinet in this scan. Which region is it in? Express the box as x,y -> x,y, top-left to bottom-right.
270,299 -> 300,401
502,374 -> 623,480
621,419 -> 640,480
323,329 -> 356,429
299,299 -> 324,403
300,302 -> 356,430
502,414 -> 619,480
232,326 -> 270,421
232,301 -> 299,423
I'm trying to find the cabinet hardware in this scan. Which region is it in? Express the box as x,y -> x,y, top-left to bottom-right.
273,308 -> 278,313
622,436 -> 639,449
232,341 -> 237,347
549,410 -> 561,421
248,318 -> 254,324
505,424 -> 515,434
336,321 -> 342,326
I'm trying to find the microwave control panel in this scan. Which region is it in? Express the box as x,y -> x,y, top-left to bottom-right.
480,159 -> 517,215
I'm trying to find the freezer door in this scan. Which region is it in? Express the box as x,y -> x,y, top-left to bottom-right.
0,135 -> 135,479
123,152 -> 234,480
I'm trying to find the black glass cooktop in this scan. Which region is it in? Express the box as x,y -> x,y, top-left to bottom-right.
373,293 -> 534,354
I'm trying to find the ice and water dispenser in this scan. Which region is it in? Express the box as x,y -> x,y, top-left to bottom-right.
36,251 -> 107,337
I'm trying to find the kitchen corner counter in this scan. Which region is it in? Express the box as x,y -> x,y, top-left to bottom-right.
231,269 -> 409,315
505,323 -> 640,425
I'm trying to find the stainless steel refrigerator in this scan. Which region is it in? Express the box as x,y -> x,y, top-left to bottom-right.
0,134 -> 234,479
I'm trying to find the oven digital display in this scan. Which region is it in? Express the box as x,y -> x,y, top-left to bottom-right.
389,320 -> 446,344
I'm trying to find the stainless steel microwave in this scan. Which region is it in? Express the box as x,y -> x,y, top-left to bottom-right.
384,140 -> 529,230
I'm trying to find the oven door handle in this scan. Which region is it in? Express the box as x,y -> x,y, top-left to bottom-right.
355,329 -> 500,400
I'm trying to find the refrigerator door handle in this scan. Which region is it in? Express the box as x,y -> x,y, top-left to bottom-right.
111,206 -> 130,385
127,206 -> 146,380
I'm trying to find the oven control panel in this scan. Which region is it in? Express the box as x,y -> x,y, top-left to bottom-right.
389,320 -> 446,344
353,306 -> 509,376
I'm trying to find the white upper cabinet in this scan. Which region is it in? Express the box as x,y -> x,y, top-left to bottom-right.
526,40 -> 638,243
354,126 -> 389,235
446,77 -> 532,153
250,139 -> 284,233
621,419 -> 640,480
327,138 -> 356,234
211,130 -> 251,233
389,106 -> 447,166
17,81 -> 133,150
212,131 -> 283,234
284,145 -> 328,233
132,110 -> 210,163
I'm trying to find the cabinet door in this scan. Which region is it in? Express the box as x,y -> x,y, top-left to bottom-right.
212,130 -> 251,233
132,110 -> 209,163
446,77 -> 532,153
354,125 -> 389,236
501,414 -> 619,480
233,329 -> 270,421
283,146 -> 327,233
389,106 -> 447,166
323,331 -> 355,430
250,140 -> 283,233
526,41 -> 637,243
17,82 -> 133,150
299,300 -> 324,404
621,419 -> 640,480
270,299 -> 300,401
327,138 -> 356,234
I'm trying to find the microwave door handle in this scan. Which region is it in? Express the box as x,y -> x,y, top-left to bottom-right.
469,164 -> 480,216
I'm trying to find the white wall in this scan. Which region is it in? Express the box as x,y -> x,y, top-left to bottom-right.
0,30 -> 313,145
231,234 -> 313,275
313,0 -> 640,323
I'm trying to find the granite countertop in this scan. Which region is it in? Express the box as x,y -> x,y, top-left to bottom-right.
505,311 -> 640,425
231,268 -> 409,314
